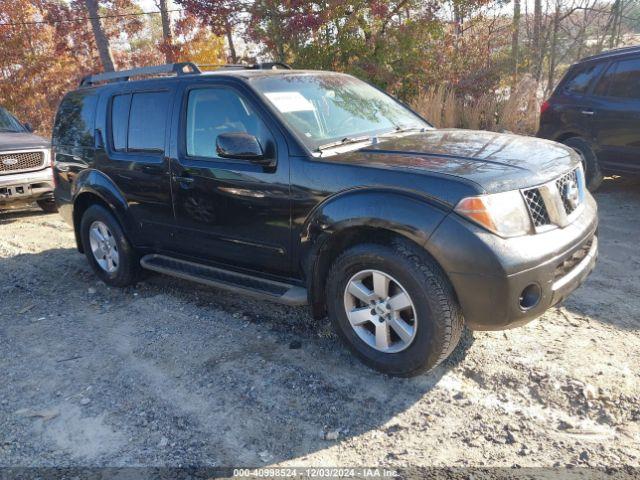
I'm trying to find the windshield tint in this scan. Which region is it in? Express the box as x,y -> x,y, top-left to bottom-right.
250,73 -> 429,151
0,107 -> 25,133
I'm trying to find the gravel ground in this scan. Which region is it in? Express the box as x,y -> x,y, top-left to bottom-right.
0,177 -> 639,476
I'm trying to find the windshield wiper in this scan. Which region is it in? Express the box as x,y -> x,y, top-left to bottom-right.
316,135 -> 372,152
379,125 -> 426,138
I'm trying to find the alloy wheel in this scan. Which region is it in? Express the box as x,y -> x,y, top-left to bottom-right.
343,269 -> 417,353
89,220 -> 119,273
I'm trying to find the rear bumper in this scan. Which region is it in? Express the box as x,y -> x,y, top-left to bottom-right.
0,167 -> 54,205
428,194 -> 598,330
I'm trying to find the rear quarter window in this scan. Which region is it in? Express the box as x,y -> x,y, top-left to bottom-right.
53,91 -> 98,147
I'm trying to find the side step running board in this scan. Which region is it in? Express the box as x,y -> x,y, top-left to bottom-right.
140,254 -> 308,306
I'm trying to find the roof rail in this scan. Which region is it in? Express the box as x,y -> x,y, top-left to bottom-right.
580,45 -> 640,62
80,62 -> 201,87
198,62 -> 293,71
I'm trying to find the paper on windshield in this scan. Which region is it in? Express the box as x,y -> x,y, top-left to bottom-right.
264,92 -> 314,113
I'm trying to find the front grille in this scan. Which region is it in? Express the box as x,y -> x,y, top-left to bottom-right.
0,151 -> 45,173
554,238 -> 594,282
522,167 -> 582,230
523,188 -> 551,227
556,169 -> 580,215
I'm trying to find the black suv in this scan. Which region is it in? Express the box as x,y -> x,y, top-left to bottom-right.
538,45 -> 640,190
53,63 -> 598,376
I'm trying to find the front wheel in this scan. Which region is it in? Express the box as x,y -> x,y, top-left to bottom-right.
80,204 -> 140,287
37,199 -> 58,214
326,242 -> 464,376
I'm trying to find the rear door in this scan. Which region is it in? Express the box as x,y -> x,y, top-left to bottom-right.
98,86 -> 175,247
552,62 -> 606,139
167,79 -> 292,275
590,56 -> 640,172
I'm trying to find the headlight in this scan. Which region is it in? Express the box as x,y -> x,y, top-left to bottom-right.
454,190 -> 533,237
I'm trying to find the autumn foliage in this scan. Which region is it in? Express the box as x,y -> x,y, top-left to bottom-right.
0,0 -> 225,136
1,0 -> 638,136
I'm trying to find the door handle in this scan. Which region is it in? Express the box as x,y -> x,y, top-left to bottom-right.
581,109 -> 595,116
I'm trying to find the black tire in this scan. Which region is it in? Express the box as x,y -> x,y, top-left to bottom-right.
563,137 -> 603,192
326,241 -> 464,377
37,199 -> 58,214
80,204 -> 140,287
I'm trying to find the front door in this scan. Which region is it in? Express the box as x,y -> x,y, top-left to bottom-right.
168,82 -> 291,275
590,56 -> 640,172
98,88 -> 175,247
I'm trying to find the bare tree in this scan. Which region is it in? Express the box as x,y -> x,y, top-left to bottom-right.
84,0 -> 115,72
156,0 -> 174,62
225,18 -> 237,63
532,0 -> 543,80
512,0 -> 521,86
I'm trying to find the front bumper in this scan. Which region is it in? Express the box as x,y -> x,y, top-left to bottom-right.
429,193 -> 598,330
0,167 -> 54,205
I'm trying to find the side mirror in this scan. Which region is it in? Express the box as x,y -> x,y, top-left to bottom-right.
216,132 -> 266,162
23,122 -> 33,133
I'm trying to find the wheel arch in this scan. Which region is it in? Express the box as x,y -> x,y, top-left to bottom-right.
555,131 -> 582,143
72,170 -> 131,253
299,188 -> 452,319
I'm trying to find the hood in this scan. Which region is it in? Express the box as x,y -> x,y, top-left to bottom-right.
0,132 -> 50,152
333,129 -> 579,193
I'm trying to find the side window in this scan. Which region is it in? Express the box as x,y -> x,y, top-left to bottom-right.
607,58 -> 640,99
109,91 -> 169,153
128,92 -> 169,151
593,63 -> 616,96
185,87 -> 273,159
562,62 -> 604,95
111,94 -> 131,151
53,92 -> 98,148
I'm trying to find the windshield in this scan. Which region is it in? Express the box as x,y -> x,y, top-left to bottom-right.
250,73 -> 430,152
0,107 -> 26,133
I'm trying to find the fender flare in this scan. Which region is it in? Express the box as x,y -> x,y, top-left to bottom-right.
299,187 -> 452,314
71,169 -> 132,251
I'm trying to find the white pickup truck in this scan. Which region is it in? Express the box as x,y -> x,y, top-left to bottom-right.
0,107 -> 55,213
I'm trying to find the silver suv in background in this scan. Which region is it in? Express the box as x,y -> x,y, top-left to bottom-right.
0,107 -> 55,213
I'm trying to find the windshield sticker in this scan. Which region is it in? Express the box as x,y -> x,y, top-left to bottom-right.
264,92 -> 314,113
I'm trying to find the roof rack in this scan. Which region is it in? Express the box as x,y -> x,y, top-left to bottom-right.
80,62 -> 201,87
580,45 -> 640,62
198,62 -> 293,71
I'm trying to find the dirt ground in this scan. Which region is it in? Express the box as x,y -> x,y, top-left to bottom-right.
0,177 -> 639,476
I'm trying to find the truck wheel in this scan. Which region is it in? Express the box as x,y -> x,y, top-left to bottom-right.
563,137 -> 603,191
326,242 -> 464,376
37,199 -> 58,214
80,204 -> 140,287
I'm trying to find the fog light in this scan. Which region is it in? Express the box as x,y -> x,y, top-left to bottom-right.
519,284 -> 541,310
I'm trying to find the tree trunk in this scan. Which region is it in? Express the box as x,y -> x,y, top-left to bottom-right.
533,0 -> 542,80
225,19 -> 237,63
85,0 -> 115,72
512,0 -> 521,86
158,0 -> 173,63
546,2 -> 561,96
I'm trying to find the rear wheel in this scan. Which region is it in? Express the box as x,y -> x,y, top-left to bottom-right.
326,242 -> 464,376
37,199 -> 58,214
563,137 -> 603,191
80,204 -> 140,287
